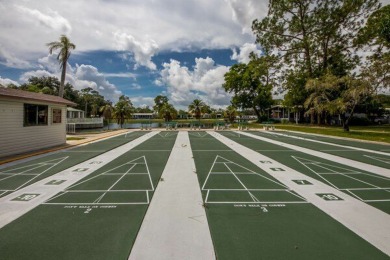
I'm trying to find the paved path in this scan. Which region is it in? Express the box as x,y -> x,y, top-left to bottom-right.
0,131 -> 158,229
210,131 -> 390,256
130,131 -> 215,260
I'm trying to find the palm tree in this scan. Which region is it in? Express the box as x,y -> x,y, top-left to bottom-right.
114,95 -> 133,128
47,35 -> 76,98
188,99 -> 206,120
159,103 -> 177,122
100,102 -> 114,129
224,105 -> 238,123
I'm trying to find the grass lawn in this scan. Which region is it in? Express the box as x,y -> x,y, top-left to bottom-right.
265,124 -> 390,143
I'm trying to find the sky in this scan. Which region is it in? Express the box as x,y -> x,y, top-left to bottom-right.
0,0 -> 388,109
0,0 -> 267,109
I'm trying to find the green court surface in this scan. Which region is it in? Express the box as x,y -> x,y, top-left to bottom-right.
250,131 -> 390,169
0,132 -> 177,260
220,131 -> 390,214
0,130 -> 389,259
189,132 -> 388,259
0,131 -> 148,198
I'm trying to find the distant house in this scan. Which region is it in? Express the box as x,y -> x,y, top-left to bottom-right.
0,87 -> 76,158
67,107 -> 85,119
131,113 -> 156,119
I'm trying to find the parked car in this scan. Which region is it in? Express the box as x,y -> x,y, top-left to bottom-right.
374,116 -> 389,124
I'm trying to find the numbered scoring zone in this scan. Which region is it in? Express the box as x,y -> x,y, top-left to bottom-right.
44,156 -> 154,205
202,156 -> 307,206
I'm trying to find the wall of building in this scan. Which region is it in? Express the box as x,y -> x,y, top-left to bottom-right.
0,98 -> 67,158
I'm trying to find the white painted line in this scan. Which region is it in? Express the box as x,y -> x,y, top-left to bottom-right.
0,131 -> 159,229
129,131 -> 215,260
240,131 -> 390,178
209,131 -> 390,256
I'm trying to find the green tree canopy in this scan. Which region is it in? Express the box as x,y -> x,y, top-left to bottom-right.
188,99 -> 206,119
114,95 -> 134,127
223,55 -> 276,122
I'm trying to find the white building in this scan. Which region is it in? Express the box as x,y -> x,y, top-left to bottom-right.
0,87 -> 76,158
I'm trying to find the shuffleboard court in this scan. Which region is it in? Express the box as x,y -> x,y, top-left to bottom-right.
189,131 -> 388,259
253,131 -> 390,169
0,131 -> 148,198
0,132 -> 177,260
220,131 -> 390,214
275,130 -> 390,153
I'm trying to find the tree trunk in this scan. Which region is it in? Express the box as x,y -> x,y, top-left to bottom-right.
310,111 -> 314,125
59,61 -> 67,98
317,113 -> 321,126
253,106 -> 261,122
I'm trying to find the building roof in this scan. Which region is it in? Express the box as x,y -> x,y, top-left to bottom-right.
67,107 -> 84,112
0,87 -> 76,106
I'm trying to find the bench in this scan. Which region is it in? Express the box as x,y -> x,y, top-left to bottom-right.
165,121 -> 177,130
140,121 -> 152,130
190,121 -> 202,130
214,121 -> 229,130
237,120 -> 249,131
262,121 -> 275,130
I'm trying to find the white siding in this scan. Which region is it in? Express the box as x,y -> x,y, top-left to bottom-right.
0,98 -> 67,158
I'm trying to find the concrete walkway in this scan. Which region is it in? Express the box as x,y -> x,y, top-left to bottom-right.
129,131 -> 215,260
209,131 -> 390,256
0,131 -> 159,229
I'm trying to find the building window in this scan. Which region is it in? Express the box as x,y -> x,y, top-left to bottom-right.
52,108 -> 62,123
24,104 -> 48,126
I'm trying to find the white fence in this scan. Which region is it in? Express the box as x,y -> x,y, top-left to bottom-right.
66,123 -> 76,134
66,117 -> 103,124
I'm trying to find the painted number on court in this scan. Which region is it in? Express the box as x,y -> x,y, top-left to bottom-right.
45,180 -> 66,185
12,193 -> 40,201
316,193 -> 343,201
89,161 -> 102,165
292,180 -> 312,185
73,168 -> 89,172
270,168 -> 285,171
260,161 -> 272,164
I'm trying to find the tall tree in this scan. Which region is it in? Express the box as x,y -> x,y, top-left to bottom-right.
188,99 -> 206,120
114,95 -> 134,127
304,73 -> 340,125
153,95 -> 169,114
223,55 -> 276,122
100,101 -> 114,129
224,105 -> 238,123
159,103 -> 177,122
47,35 -> 76,98
252,0 -> 381,113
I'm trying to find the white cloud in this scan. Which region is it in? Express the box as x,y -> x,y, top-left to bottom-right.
131,96 -> 155,108
0,45 -> 32,69
0,77 -> 19,86
114,32 -> 159,70
231,43 -> 262,63
159,57 -> 231,108
20,70 -> 56,82
17,54 -> 122,102
15,5 -> 72,34
0,0 -> 258,60
103,72 -> 136,79
225,0 -> 268,34
72,64 -> 122,101
130,83 -> 142,90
